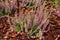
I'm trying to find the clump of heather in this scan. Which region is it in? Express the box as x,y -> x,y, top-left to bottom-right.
0,0 -> 60,40
9,0 -> 51,39
3,0 -> 49,39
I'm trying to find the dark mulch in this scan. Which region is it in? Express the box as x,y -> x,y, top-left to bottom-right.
43,14 -> 60,40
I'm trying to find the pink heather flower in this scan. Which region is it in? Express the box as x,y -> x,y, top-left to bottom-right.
34,13 -> 44,26
0,2 -> 3,9
4,0 -> 10,12
55,10 -> 60,16
10,0 -> 17,10
26,14 -> 32,27
34,3 -> 46,25
55,4 -> 60,16
22,0 -> 25,4
34,7 -> 44,26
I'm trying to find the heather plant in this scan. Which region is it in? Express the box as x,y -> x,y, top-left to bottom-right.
0,0 -> 60,40
11,0 -> 51,39
1,0 -> 49,39
0,0 -> 17,16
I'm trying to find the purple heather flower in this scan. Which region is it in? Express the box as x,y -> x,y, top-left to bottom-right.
3,0 -> 17,12
10,0 -> 17,10
34,13 -> 44,26
34,7 -> 44,26
4,0 -> 10,12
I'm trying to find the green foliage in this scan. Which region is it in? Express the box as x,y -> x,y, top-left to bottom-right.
1,8 -> 10,16
56,0 -> 60,5
14,21 -> 25,32
14,23 -> 21,32
24,2 -> 35,8
49,0 -> 60,6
